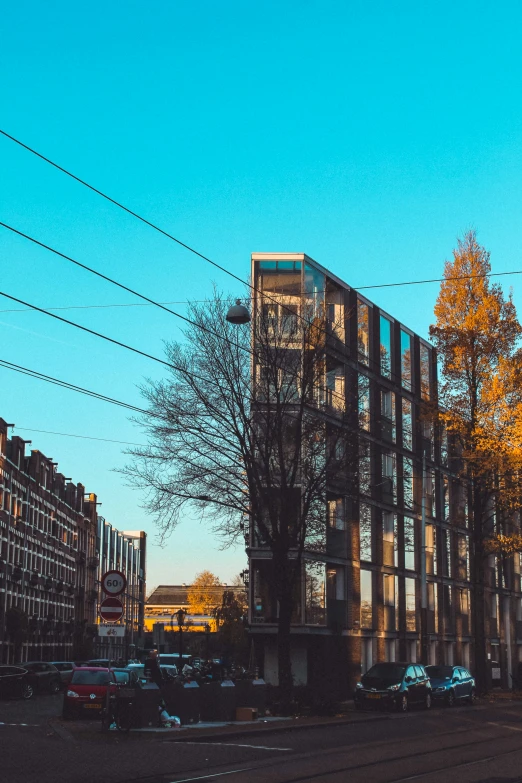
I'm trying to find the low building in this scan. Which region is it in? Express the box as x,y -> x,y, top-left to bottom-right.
145,584 -> 246,636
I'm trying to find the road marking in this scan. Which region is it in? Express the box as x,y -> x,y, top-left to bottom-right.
168,770 -> 253,783
487,721 -> 522,732
171,741 -> 292,751
0,722 -> 40,727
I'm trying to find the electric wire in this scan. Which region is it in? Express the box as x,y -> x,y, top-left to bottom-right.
0,358 -> 147,414
12,426 -> 146,447
2,129 -> 521,293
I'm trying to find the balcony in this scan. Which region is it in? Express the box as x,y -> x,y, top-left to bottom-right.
87,556 -> 99,570
75,550 -> 86,565
29,571 -> 39,588
87,589 -> 98,602
11,565 -> 22,581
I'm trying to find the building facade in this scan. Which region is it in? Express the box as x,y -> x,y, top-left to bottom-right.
94,520 -> 146,660
247,253 -> 522,691
0,419 -> 98,663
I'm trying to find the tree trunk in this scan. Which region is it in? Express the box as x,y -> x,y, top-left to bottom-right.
277,587 -> 294,713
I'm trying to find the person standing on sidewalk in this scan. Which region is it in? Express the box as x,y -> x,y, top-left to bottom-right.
144,650 -> 163,688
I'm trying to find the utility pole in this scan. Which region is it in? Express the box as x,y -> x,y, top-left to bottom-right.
420,450 -> 428,664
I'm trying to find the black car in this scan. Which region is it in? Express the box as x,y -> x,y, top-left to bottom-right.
16,662 -> 62,694
354,662 -> 432,712
425,665 -> 476,706
0,665 -> 34,700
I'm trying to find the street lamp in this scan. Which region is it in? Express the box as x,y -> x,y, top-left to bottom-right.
226,300 -> 250,325
204,622 -> 211,661
176,608 -> 187,672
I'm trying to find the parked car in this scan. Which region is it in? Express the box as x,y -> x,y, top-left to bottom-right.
0,665 -> 34,700
50,662 -> 77,688
16,661 -> 61,694
158,654 -> 192,668
85,659 -> 116,668
425,665 -> 476,706
62,667 -> 117,719
354,662 -> 432,712
125,663 -> 178,684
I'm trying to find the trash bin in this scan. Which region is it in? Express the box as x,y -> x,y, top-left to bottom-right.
135,682 -> 162,728
251,679 -> 267,716
164,681 -> 201,725
200,680 -> 236,722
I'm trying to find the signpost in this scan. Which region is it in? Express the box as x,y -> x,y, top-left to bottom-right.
100,597 -> 124,623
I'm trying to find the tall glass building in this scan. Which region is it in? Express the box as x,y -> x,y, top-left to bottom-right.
247,253 -> 519,692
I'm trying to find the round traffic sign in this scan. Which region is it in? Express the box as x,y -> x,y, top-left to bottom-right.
101,570 -> 127,596
100,597 -> 124,623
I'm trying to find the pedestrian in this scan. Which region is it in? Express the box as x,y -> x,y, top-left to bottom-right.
144,650 -> 163,688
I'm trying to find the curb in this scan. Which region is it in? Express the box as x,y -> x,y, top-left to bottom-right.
48,720 -> 77,742
161,713 -> 389,742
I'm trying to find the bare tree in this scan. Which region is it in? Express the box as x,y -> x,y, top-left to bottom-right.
123,289 -> 351,707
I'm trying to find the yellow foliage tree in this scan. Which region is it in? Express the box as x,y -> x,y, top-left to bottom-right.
430,230 -> 522,689
187,570 -> 224,616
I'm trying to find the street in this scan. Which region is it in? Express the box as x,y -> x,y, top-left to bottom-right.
3,695 -> 522,783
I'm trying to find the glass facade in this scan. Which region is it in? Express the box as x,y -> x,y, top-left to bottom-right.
360,569 -> 373,629
357,300 -> 370,363
400,330 -> 412,390
359,503 -> 372,561
380,316 -> 392,378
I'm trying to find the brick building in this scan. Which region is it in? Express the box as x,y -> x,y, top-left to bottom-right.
0,419 -> 98,663
247,253 -> 522,692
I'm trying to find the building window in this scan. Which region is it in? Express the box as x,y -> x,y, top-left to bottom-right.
304,561 -> 326,625
428,582 -> 438,629
380,316 -> 392,378
326,365 -> 345,411
360,569 -> 373,629
402,399 -> 413,450
382,512 -> 397,567
404,516 -> 415,570
328,498 -> 345,531
441,475 -> 449,522
426,524 -> 437,575
442,528 -> 452,577
327,567 -> 345,601
382,451 -> 396,504
383,573 -> 396,631
359,439 -> 371,495
440,426 -> 448,465
403,457 -> 414,509
405,577 -> 416,631
357,300 -> 370,364
400,330 -> 412,390
420,343 -> 431,400
358,374 -> 371,430
359,503 -> 372,561
381,390 -> 396,442
458,535 -> 469,580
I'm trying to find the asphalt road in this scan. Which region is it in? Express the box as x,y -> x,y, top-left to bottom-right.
3,694 -> 522,783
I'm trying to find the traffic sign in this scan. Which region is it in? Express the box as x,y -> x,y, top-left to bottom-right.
99,625 -> 125,637
100,597 -> 124,623
101,570 -> 127,597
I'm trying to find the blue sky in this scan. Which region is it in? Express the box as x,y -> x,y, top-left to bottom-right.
2,1 -> 522,588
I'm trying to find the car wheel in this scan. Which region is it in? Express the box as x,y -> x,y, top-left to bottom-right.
21,683 -> 34,700
446,689 -> 455,708
425,692 -> 432,710
397,694 -> 408,713
50,680 -> 61,695
468,689 -> 477,706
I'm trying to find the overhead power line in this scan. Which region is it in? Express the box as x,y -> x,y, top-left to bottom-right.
2,129 -> 521,293
0,358 -> 147,414
13,425 -> 146,447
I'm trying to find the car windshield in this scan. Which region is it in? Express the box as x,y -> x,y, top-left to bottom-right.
364,664 -> 406,681
426,666 -> 454,680
71,671 -> 110,685
113,671 -> 130,683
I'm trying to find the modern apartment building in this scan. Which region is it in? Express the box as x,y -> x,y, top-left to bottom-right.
0,419 -> 98,663
247,253 -> 522,692
94,520 -> 146,660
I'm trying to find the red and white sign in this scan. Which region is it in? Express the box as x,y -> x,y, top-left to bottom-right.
100,597 -> 124,623
101,570 -> 127,597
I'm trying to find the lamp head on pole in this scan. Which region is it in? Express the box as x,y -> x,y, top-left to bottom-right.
226,299 -> 251,325
176,608 -> 187,627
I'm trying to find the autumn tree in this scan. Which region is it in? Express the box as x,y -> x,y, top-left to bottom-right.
429,230 -> 522,689
123,289 -> 350,708
187,570 -> 224,616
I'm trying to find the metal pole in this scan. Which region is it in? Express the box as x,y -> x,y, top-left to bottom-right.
420,451 -> 428,663
179,625 -> 183,672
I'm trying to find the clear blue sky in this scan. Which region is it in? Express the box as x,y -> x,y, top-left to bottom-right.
2,1 -> 522,588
